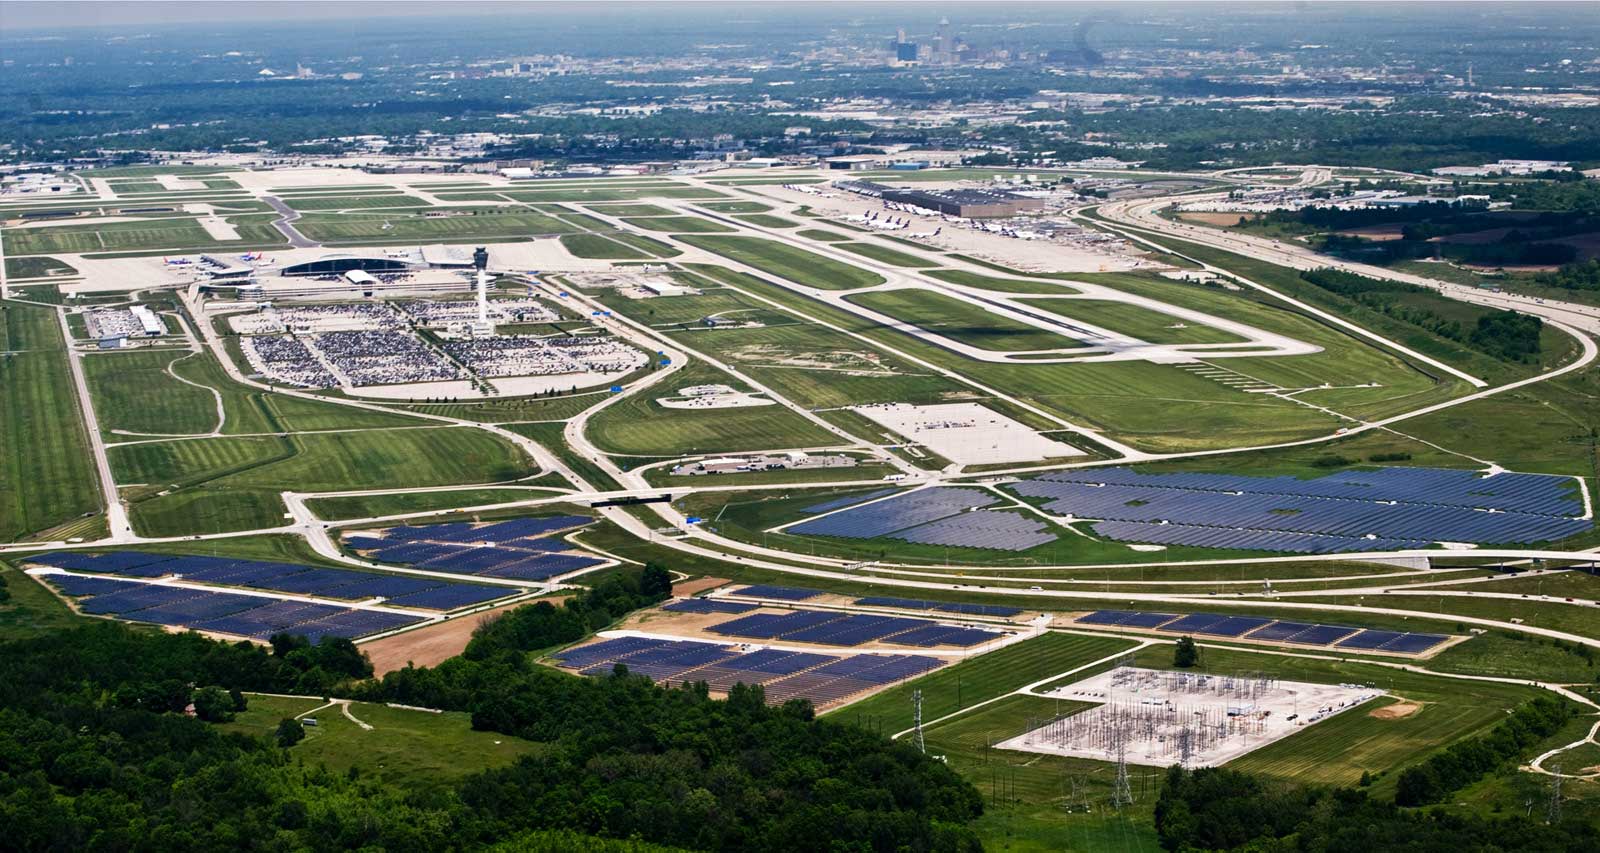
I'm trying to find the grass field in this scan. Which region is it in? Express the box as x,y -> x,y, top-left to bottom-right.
606,231 -> 681,258
0,558 -> 88,640
308,487 -> 560,520
3,255 -> 77,279
834,241 -> 942,268
294,209 -> 580,242
734,214 -> 800,229
846,289 -> 1084,353
385,391 -> 609,423
496,188 -> 727,203
678,235 -> 886,290
795,228 -> 855,243
1020,297 -> 1249,345
0,302 -> 102,542
621,215 -> 734,234
218,695 -> 540,791
5,216 -> 287,254
698,201 -> 772,213
111,426 -> 534,536
583,203 -> 678,217
84,350 -> 220,435
584,361 -> 837,456
835,632 -> 1138,734
183,345 -> 427,434
281,194 -> 428,211
504,421 -> 619,491
926,269 -> 1081,295
559,233 -> 650,259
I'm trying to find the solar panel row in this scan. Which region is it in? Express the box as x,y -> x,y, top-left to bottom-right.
358,520 -> 607,582
708,608 -> 1001,648
734,585 -> 825,601
25,551 -> 511,611
40,573 -> 425,640
788,488 -> 1005,540
854,596 -> 1024,617
552,637 -> 946,706
663,598 -> 759,615
1074,609 -> 1450,654
1012,466 -> 1588,552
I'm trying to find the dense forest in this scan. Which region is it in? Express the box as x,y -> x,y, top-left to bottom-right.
1300,268 -> 1544,362
0,565 -> 983,852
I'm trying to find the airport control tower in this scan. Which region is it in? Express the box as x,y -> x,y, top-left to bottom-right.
471,246 -> 493,337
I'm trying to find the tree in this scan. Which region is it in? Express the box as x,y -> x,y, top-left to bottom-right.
191,685 -> 237,722
639,562 -> 672,599
1174,637 -> 1200,668
275,717 -> 307,748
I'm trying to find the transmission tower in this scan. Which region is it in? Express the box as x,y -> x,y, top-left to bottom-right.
1111,728 -> 1133,808
912,689 -> 926,754
1547,765 -> 1563,824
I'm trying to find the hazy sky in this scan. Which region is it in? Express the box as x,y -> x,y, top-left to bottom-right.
3,1 -> 613,31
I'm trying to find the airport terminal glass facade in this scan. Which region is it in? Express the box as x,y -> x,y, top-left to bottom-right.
281,256 -> 414,277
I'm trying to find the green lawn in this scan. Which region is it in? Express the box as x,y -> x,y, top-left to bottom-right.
308,487 -> 558,520
1019,297 -> 1249,345
84,350 -> 220,435
621,215 -> 735,234
834,632 -> 1139,734
560,233 -> 650,259
846,289 -> 1085,353
583,203 -> 679,217
504,421 -> 619,491
295,209 -> 580,242
6,217 -> 287,254
111,426 -> 534,536
281,194 -> 427,211
678,235 -> 886,290
217,695 -> 541,791
734,214 -> 800,229
584,362 -> 837,456
3,255 -> 77,279
925,269 -> 1081,294
834,241 -> 941,268
698,201 -> 772,213
795,229 -> 855,243
0,302 -> 102,542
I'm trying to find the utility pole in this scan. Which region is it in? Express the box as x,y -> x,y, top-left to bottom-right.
1548,765 -> 1563,824
912,689 -> 926,754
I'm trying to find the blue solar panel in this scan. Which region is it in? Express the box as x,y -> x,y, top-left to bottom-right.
1336,630 -> 1406,650
789,487 -> 999,540
736,585 -> 824,601
802,489 -> 899,515
664,598 -> 758,614
387,584 -> 512,610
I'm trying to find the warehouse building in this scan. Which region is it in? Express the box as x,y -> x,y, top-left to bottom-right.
877,186 -> 1046,218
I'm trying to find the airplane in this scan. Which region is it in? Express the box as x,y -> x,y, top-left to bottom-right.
163,257 -> 192,266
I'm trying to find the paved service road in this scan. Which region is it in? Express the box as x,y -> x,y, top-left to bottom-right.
263,195 -> 318,248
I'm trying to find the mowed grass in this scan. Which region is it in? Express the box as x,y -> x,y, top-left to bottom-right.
5,217 -> 285,254
621,215 -> 734,234
497,187 -> 727,203
4,255 -> 77,279
1019,297 -> 1249,345
307,487 -> 556,520
926,269 -> 1080,294
559,233 -> 650,259
583,203 -> 678,217
111,427 -> 534,536
795,229 -> 855,243
734,214 -> 800,229
833,632 -> 1139,734
83,350 -> 219,435
294,209 -> 580,242
182,346 -> 425,434
584,362 -> 837,455
0,302 -> 101,542
847,288 -> 1085,353
699,201 -> 771,213
218,695 -> 540,791
1128,644 -> 1540,786
693,265 -> 1347,452
281,194 -> 427,211
834,241 -> 941,268
678,234 -> 885,290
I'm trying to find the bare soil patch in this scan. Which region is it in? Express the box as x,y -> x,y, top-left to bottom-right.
362,598 -> 564,675
673,576 -> 731,596
1369,700 -> 1421,720
1177,212 -> 1250,227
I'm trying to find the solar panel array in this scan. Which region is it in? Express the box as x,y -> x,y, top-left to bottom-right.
26,551 -> 511,610
734,585 -> 825,601
708,609 -> 1002,648
801,489 -> 899,515
552,637 -> 945,706
855,596 -> 1024,617
1075,609 -> 1449,654
39,573 -> 423,640
1011,466 -> 1589,553
788,488 -> 1055,551
353,516 -> 604,582
893,510 -> 1059,551
663,598 -> 759,615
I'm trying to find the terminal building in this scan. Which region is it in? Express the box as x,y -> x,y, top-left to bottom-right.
877,185 -> 1045,218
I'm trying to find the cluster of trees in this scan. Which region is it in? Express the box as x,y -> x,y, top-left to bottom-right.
1300,268 -> 1543,362
1394,695 -> 1574,806
0,563 -> 983,850
1536,259 -> 1600,293
1154,764 -> 1597,852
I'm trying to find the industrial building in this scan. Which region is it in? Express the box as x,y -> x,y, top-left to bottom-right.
846,182 -> 1046,218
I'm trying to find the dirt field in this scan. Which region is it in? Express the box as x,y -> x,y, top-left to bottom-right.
1370,700 -> 1422,720
361,598 -> 564,675
1177,212 -> 1250,227
673,576 -> 731,596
